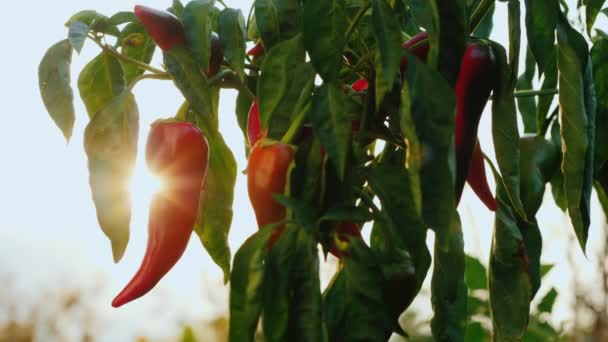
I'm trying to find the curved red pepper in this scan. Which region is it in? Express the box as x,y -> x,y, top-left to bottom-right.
112,121 -> 209,308
400,34 -> 498,211
247,142 -> 295,249
247,98 -> 267,148
465,140 -> 498,211
454,42 -> 498,206
247,41 -> 265,57
134,5 -> 186,51
329,222 -> 362,259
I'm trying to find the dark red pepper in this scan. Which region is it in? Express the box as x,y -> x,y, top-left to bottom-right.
134,5 -> 186,51
400,34 -> 498,211
329,222 -> 362,259
112,121 -> 209,308
247,41 -> 265,57
206,32 -> 223,77
453,41 -> 498,206
464,140 -> 498,211
247,142 -> 295,249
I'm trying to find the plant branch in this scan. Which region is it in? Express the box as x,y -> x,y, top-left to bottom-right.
470,0 -> 496,33
89,36 -> 165,75
345,0 -> 370,41
128,73 -> 171,92
541,106 -> 559,137
216,0 -> 228,8
209,70 -> 255,102
514,88 -> 559,98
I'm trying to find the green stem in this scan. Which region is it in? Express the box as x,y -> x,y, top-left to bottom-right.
89,36 -> 165,75
541,106 -> 559,137
470,0 -> 496,33
244,63 -> 260,71
209,70 -> 256,102
345,0 -> 370,41
216,0 -> 227,8
514,88 -> 559,98
128,73 -> 171,91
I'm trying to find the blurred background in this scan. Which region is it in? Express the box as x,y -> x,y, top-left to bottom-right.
0,0 -> 606,341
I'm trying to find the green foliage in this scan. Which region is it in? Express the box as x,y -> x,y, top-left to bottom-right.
37,0 -> 605,340
38,39 -> 75,141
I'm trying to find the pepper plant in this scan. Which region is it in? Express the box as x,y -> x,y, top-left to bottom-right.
38,0 -> 607,340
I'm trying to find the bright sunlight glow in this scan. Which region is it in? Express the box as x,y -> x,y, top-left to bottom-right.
130,162 -> 164,208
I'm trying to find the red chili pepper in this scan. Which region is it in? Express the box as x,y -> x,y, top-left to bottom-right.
454,42 -> 498,207
134,5 -> 186,51
247,98 -> 267,148
112,121 -> 209,308
247,142 -> 295,249
464,140 -> 497,211
247,41 -> 265,57
400,34 -> 498,211
400,31 -> 430,74
329,222 -> 362,259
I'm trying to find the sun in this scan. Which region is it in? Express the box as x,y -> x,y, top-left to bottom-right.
129,161 -> 164,207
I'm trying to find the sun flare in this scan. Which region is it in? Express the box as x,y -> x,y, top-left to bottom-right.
130,163 -> 164,206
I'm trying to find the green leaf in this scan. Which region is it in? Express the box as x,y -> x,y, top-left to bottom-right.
372,0 -> 402,107
519,135 -> 561,218
310,83 -> 352,180
465,321 -> 489,342
84,91 -> 139,263
490,40 -> 528,221
488,165 -> 533,342
236,74 -> 256,148
118,22 -> 156,85
65,10 -> 120,37
537,287 -> 558,313
229,226 -> 276,342
465,255 -> 487,290
367,160 -> 430,285
68,21 -> 89,54
508,0 -> 522,84
182,102 -> 236,283
536,46 -> 557,131
402,54 -> 457,231
430,211 -> 467,342
255,0 -> 302,49
540,264 -> 555,278
38,39 -> 75,141
523,0 -> 558,74
286,229 -> 323,341
557,13 -> 596,252
257,35 -> 315,139
591,38 -> 608,176
170,0 -> 185,19
218,8 -> 246,80
436,0 -> 468,86
586,0 -> 607,36
78,52 -> 126,118
473,3 -> 495,39
107,11 -> 138,26
323,240 -> 390,341
549,120 -> 568,211
183,0 -> 215,72
164,45 -> 214,117
517,48 -> 538,133
302,0 -> 347,82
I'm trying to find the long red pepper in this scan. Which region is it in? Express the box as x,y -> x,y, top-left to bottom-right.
112,121 -> 209,308
398,34 -> 498,211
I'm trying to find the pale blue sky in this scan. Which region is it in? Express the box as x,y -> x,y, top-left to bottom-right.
0,0 -> 604,341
